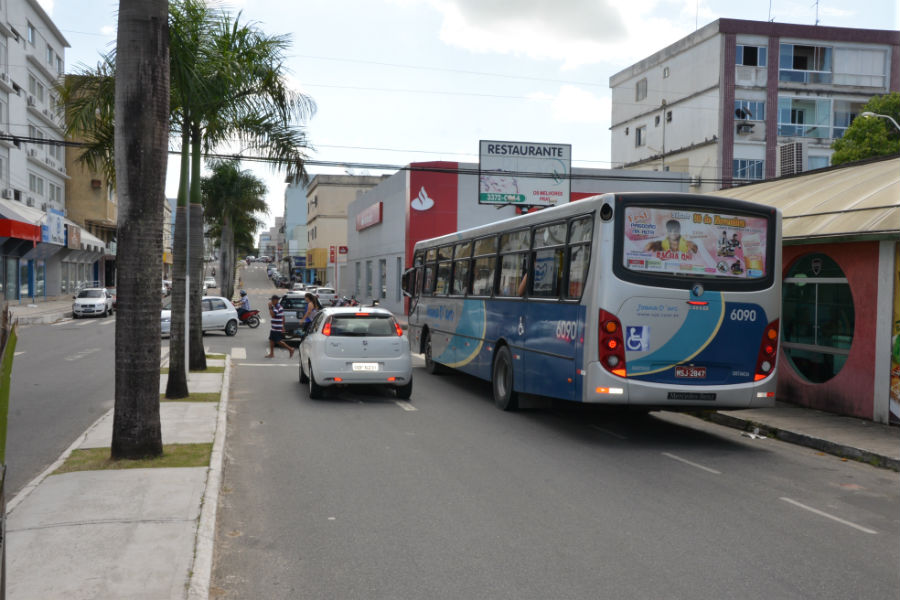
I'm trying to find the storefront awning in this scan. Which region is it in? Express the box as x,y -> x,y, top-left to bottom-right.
711,155 -> 900,242
0,198 -> 42,242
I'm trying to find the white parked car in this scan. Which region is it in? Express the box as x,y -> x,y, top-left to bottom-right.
160,295 -> 239,337
315,287 -> 337,306
291,282 -> 306,292
299,306 -> 412,400
72,288 -> 114,318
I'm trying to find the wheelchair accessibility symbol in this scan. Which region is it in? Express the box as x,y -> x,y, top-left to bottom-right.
625,326 -> 650,352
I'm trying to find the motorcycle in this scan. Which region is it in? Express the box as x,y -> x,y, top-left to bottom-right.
238,309 -> 261,328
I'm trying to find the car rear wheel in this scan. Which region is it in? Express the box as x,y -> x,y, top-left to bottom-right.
492,345 -> 519,411
224,319 -> 238,336
299,360 -> 309,384
308,364 -> 324,399
395,379 -> 412,400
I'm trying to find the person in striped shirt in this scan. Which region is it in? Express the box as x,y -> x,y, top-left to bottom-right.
265,294 -> 294,359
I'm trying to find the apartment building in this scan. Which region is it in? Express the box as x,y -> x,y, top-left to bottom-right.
609,18 -> 899,191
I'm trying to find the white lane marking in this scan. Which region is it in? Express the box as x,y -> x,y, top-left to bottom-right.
231,347 -> 247,360
101,318 -> 115,325
395,401 -> 417,411
51,320 -> 70,327
14,351 -> 25,356
780,497 -> 877,534
591,425 -> 628,440
241,363 -> 295,367
662,452 -> 721,475
65,347 -> 101,362
76,319 -> 92,327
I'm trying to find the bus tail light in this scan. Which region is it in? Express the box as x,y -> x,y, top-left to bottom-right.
599,309 -> 627,378
754,319 -> 779,381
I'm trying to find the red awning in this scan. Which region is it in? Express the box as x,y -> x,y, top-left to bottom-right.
0,218 -> 41,242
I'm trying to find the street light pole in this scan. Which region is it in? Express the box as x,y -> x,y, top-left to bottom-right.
860,111 -> 900,132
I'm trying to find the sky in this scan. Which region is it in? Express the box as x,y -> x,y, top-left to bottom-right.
40,0 -> 900,233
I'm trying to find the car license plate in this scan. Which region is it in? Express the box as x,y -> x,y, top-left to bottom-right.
352,362 -> 379,372
675,366 -> 706,378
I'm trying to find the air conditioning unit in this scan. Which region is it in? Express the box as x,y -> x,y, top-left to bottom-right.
40,202 -> 47,211
26,196 -> 34,207
44,157 -> 53,166
28,148 -> 38,157
0,72 -> 8,83
57,166 -> 65,174
42,108 -> 50,117
26,95 -> 35,107
777,141 -> 808,177
1,188 -> 13,199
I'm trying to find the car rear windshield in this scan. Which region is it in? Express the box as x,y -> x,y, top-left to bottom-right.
329,314 -> 396,337
281,297 -> 308,310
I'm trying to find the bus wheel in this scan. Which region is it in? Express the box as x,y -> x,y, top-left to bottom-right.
424,332 -> 445,375
492,346 -> 519,411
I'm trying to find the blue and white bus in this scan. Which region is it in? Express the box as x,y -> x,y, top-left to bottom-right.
402,192 -> 782,411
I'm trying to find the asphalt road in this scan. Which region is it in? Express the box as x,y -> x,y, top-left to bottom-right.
211,317 -> 900,597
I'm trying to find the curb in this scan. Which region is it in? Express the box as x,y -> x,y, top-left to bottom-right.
699,411 -> 900,472
187,353 -> 230,599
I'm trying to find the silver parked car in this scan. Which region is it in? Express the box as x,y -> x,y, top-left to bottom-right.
299,306 -> 412,399
160,295 -> 239,337
72,288 -> 114,318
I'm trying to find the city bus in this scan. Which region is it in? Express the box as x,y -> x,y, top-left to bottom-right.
402,192 -> 781,411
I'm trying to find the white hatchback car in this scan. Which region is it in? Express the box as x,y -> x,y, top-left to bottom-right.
73,288 -> 114,318
160,295 -> 239,337
299,306 -> 412,399
315,287 -> 337,306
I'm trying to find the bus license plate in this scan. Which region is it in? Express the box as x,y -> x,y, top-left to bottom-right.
675,366 -> 706,379
352,362 -> 379,372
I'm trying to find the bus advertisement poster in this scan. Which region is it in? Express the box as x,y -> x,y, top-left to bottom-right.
622,206 -> 769,279
478,140 -> 571,207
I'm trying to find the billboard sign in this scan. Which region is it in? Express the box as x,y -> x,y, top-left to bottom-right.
479,140 -> 571,207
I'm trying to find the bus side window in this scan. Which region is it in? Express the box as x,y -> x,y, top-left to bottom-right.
497,253 -> 527,297
435,259 -> 451,295
423,263 -> 436,295
451,259 -> 470,295
565,216 -> 593,299
566,245 -> 591,298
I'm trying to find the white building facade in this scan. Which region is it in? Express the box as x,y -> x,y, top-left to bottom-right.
609,19 -> 899,192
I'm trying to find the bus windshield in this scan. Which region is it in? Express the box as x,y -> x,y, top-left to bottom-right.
621,205 -> 769,280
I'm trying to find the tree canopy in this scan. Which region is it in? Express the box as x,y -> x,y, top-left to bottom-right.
831,93 -> 900,165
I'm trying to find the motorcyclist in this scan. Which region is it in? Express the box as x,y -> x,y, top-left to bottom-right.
234,290 -> 251,319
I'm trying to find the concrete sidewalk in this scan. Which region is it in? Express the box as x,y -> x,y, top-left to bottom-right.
5,354 -> 230,600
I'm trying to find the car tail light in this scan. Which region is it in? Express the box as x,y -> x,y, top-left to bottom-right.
754,319 -> 779,381
393,319 -> 403,337
322,317 -> 332,337
599,309 -> 627,377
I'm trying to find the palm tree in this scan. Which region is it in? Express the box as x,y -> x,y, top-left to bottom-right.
169,0 -> 315,376
201,161 -> 268,301
61,0 -> 315,395
110,0 -> 169,459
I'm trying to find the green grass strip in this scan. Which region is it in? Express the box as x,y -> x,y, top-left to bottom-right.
206,353 -> 226,359
53,443 -> 213,475
160,392 -> 220,402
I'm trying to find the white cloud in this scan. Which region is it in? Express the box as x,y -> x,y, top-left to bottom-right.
528,85 -> 609,124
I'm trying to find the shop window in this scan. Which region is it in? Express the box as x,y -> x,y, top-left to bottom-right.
782,254 -> 854,383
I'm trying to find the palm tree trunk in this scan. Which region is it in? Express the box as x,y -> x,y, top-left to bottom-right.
189,127 -> 207,370
111,0 -> 168,459
165,132 -> 190,398
220,215 -> 235,300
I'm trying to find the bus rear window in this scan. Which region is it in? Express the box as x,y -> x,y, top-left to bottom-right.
622,206 -> 769,280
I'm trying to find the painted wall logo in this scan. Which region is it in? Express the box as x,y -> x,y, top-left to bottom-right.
411,186 -> 435,211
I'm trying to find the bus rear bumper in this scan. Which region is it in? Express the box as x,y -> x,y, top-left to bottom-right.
584,363 -> 777,409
